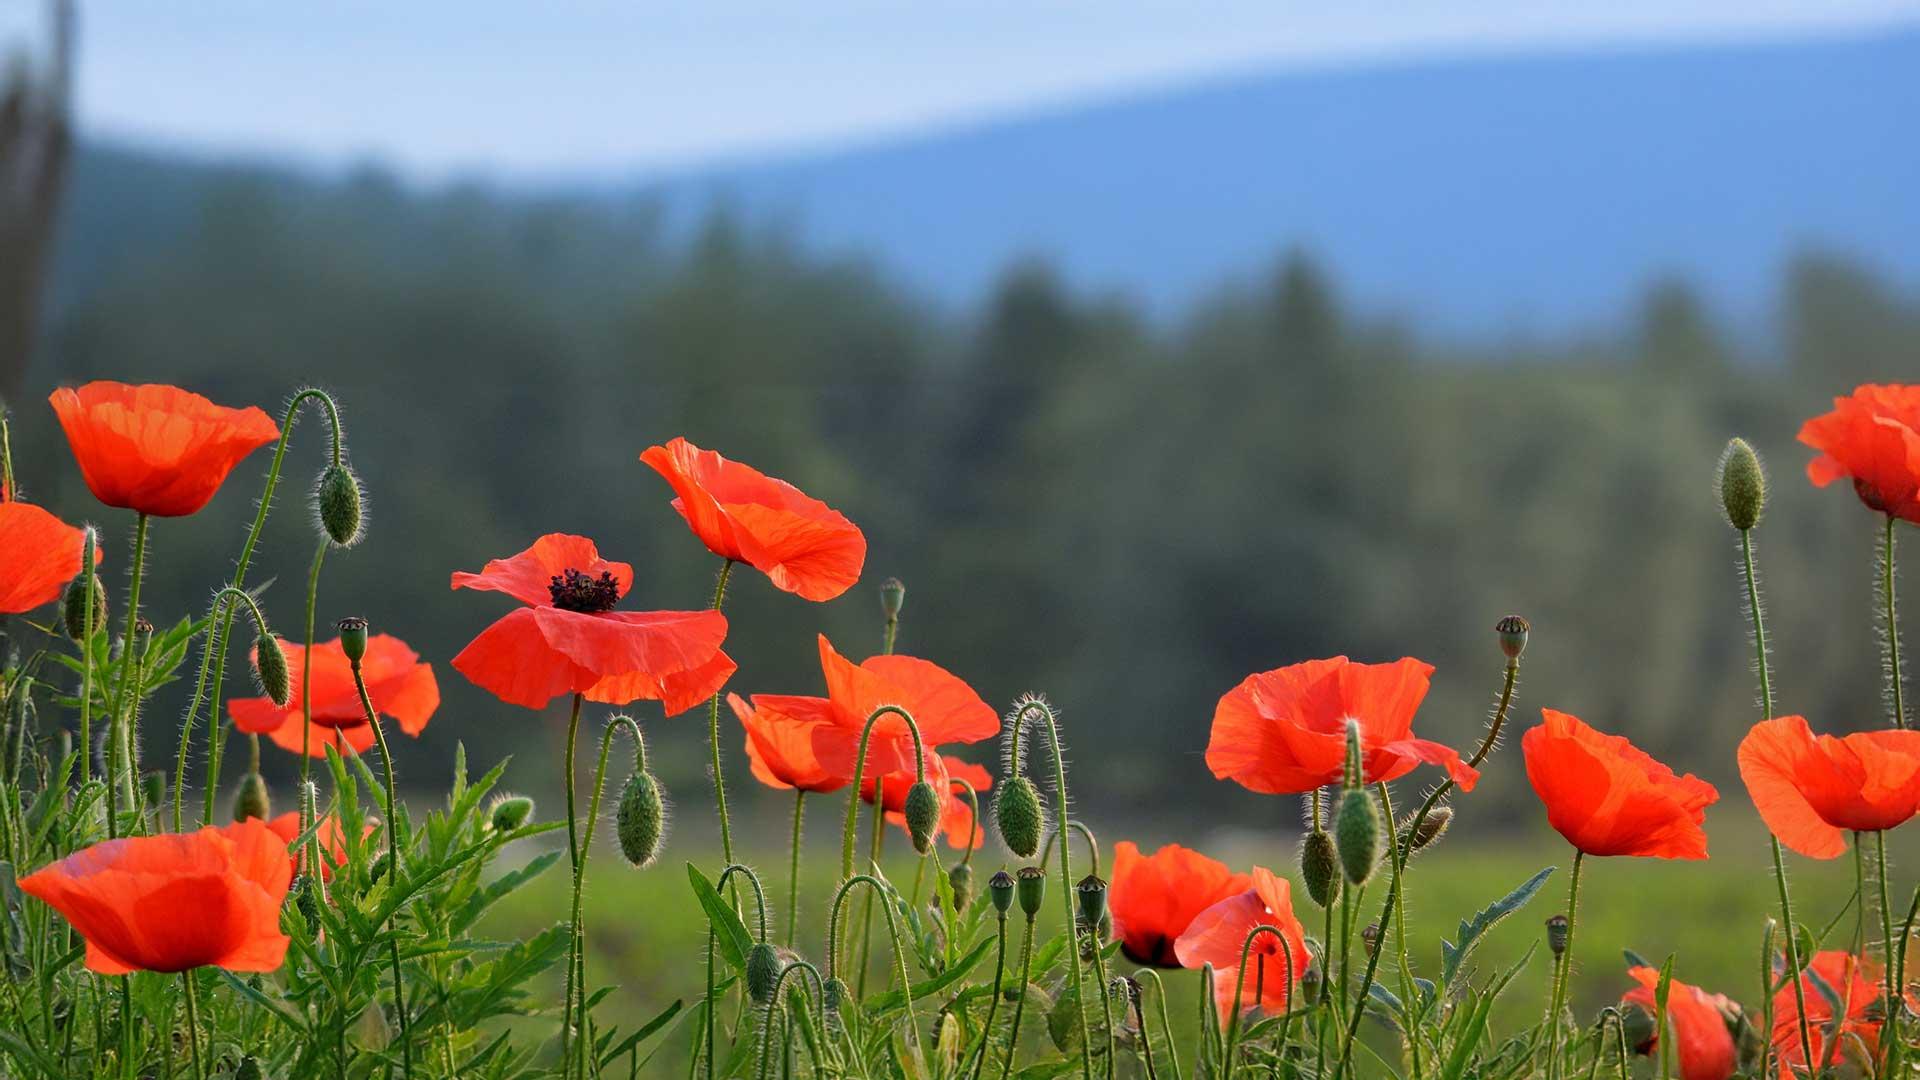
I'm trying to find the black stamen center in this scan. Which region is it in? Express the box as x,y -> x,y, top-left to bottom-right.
549,569 -> 621,614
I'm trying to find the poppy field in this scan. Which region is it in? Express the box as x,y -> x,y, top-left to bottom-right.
0,379 -> 1917,1080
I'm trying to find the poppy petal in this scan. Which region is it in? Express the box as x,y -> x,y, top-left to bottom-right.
1738,717 -> 1848,859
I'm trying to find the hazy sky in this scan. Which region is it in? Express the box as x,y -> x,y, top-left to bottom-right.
5,1 -> 1918,181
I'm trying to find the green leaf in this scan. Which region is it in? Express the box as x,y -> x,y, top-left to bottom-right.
865,936 -> 996,1014
598,999 -> 684,1067
688,863 -> 752,972
1441,866 -> 1555,988
1440,992 -> 1495,1080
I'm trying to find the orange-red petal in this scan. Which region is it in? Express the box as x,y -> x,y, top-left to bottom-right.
1110,841 -> 1254,968
1524,709 -> 1718,859
48,381 -> 279,518
0,501 -> 99,614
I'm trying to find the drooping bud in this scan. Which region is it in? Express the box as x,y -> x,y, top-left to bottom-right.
746,942 -> 781,1005
233,772 -> 271,822
234,1056 -> 264,1080
1495,615 -> 1530,661
316,463 -> 365,548
289,874 -> 322,925
1016,866 -> 1047,919
335,616 -> 369,665
254,633 -> 291,707
1545,914 -> 1570,956
988,870 -> 1016,915
904,780 -> 941,854
948,862 -> 974,911
1620,1003 -> 1657,1053
488,793 -> 534,832
1335,787 -> 1382,886
823,977 -> 846,1012
61,575 -> 106,641
879,577 -> 906,621
1402,805 -> 1454,857
1075,874 -> 1109,929
139,771 -> 165,810
1717,438 -> 1766,532
1300,829 -> 1340,908
996,776 -> 1043,859
615,770 -> 666,867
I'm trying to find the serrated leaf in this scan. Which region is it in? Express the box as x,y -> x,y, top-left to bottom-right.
1441,866 -> 1555,988
866,936 -> 996,1014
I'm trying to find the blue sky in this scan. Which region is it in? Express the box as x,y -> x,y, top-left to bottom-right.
4,1 -> 1919,181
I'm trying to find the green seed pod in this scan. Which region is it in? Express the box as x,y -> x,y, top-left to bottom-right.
1495,615 -> 1530,661
1717,437 -> 1766,532
948,862 -> 974,911
996,776 -> 1043,859
1335,787 -> 1381,886
1545,914 -> 1570,956
904,779 -> 941,854
235,1056 -> 264,1080
335,616 -> 369,664
60,575 -> 106,641
316,463 -> 365,547
488,793 -> 535,832
1300,829 -> 1340,908
233,772 -> 271,822
254,633 -> 291,707
1075,874 -> 1108,929
988,869 -> 1016,915
879,577 -> 906,620
746,942 -> 781,1005
616,771 -> 666,867
1016,865 -> 1047,919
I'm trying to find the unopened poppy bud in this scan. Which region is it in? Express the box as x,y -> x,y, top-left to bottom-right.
1076,874 -> 1109,929
948,862 -> 974,911
1717,438 -> 1766,531
233,771 -> 271,822
996,776 -> 1044,859
616,770 -> 666,867
1496,615 -> 1530,660
1621,1003 -> 1657,1053
139,771 -> 165,809
1016,866 -> 1047,918
879,577 -> 906,620
288,874 -> 322,924
254,633 -> 291,706
488,793 -> 534,832
1335,787 -> 1381,886
1300,829 -> 1341,908
235,1056 -> 263,1080
316,463 -> 365,548
823,977 -> 846,1012
988,870 -> 1016,915
1403,805 -> 1454,856
335,616 -> 369,664
746,942 -> 781,1005
370,849 -> 391,883
61,575 -> 106,641
904,779 -> 941,854
1545,914 -> 1570,956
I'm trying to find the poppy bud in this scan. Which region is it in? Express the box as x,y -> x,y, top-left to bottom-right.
1075,874 -> 1108,929
335,616 -> 369,665
140,771 -> 165,810
1402,805 -> 1454,857
1335,787 -> 1381,886
988,869 -> 1016,915
948,862 -> 974,911
823,977 -> 846,1012
903,780 -> 941,854
369,849 -> 391,883
235,1057 -> 263,1080
1717,437 -> 1766,531
1496,615 -> 1530,661
879,577 -> 906,620
1545,914 -> 1570,956
233,771 -> 271,822
933,1009 -> 962,1067
616,770 -> 666,868
316,463 -> 365,548
1300,829 -> 1340,908
254,633 -> 291,707
1361,922 -> 1382,956
1621,1002 -> 1657,1053
61,575 -> 106,641
746,942 -> 781,1005
996,776 -> 1044,859
289,875 -> 322,925
488,793 -> 534,832
1016,865 -> 1047,919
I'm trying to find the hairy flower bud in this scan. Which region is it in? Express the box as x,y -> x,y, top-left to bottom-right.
988,870 -> 1016,916
616,771 -> 666,867
1361,922 -> 1382,956
233,772 -> 271,822
904,780 -> 941,854
316,463 -> 365,548
1016,865 -> 1047,919
61,575 -> 106,641
1546,914 -> 1570,957
139,771 -> 165,810
254,633 -> 291,707
996,776 -> 1044,859
879,577 -> 906,620
1300,829 -> 1340,908
746,942 -> 781,1005
948,862 -> 974,911
1495,615 -> 1530,661
335,616 -> 369,665
234,1057 -> 264,1080
1075,874 -> 1109,929
1335,787 -> 1382,886
1717,437 -> 1766,531
1402,805 -> 1454,857
488,793 -> 534,832
823,977 -> 846,1012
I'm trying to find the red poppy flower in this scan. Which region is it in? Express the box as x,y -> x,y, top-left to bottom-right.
640,437 -> 866,601
18,819 -> 292,974
1205,656 -> 1478,796
1738,715 -> 1920,859
263,811 -> 368,881
48,381 -> 280,518
1523,709 -> 1718,859
1799,384 -> 1920,523
1772,951 -> 1882,1075
731,692 -> 850,794
0,501 -> 98,614
1620,966 -> 1738,1080
797,634 -> 998,791
1110,841 -> 1254,968
451,533 -> 734,712
230,634 -> 440,759
1174,867 -> 1311,1020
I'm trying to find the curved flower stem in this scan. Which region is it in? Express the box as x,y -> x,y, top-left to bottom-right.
1542,850 -> 1585,1080
704,559 -> 736,863
1885,516 -> 1907,730
75,529 -> 97,794
351,652 -> 412,1080
1132,969 -> 1181,1080
1332,788 -> 1405,1080
1127,980 -> 1161,1080
181,971 -> 205,1080
294,543 -> 327,839
836,704 -> 926,995
785,790 -> 805,948
856,800 -> 885,997
962,913 -> 1009,1080
994,914 -> 1038,1080
105,512 -> 149,835
575,714 -> 647,1080
1039,819 -> 1102,876
1224,926 -> 1295,1080
706,864 -> 773,1080
1875,830 -> 1900,1073
754,960 -> 826,1080
1085,921 -> 1118,1080
559,693 -> 586,1078
825,874 -> 922,1061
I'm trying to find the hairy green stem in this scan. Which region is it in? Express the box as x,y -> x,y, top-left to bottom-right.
1886,516 -> 1907,730
963,913 -> 1009,1080
105,513 -> 148,837
575,714 -> 647,1080
786,790 -> 805,948
182,972 -> 205,1080
1008,697 -> 1096,1080
704,559 -> 736,863
1543,851 -> 1585,1080
560,693 -> 586,1078
352,653 -> 412,1080
1225,926 -> 1296,1080
994,915 -> 1038,1080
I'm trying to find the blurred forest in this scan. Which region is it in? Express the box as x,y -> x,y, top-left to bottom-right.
4,143 -> 1918,839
